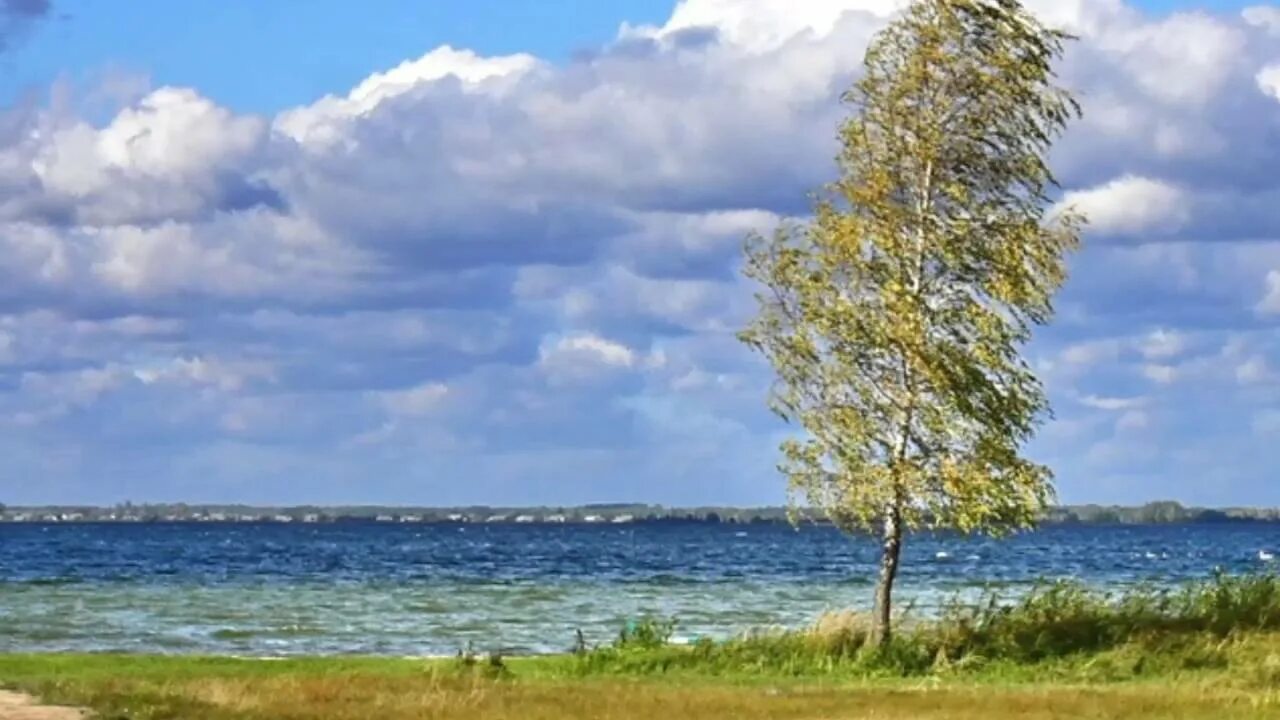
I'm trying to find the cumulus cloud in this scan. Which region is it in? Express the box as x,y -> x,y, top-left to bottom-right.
635,0 -> 905,52
1110,12 -> 1243,107
275,46 -> 538,147
26,87 -> 273,226
1058,176 -> 1188,237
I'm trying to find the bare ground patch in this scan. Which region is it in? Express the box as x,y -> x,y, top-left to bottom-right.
0,691 -> 85,720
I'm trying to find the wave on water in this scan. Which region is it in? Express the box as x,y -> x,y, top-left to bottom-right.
5,577 -> 83,587
2,522 -> 1276,656
211,625 -> 328,641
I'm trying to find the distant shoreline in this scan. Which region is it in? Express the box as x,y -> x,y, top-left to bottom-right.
2,500 -> 1278,526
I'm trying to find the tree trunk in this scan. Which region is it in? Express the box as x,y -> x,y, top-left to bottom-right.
870,503 -> 903,647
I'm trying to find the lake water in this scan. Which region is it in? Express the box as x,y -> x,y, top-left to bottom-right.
2,522 -> 1277,656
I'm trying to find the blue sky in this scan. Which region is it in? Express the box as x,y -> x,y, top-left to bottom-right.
1,0 -> 675,112
1,0 -> 1280,507
0,0 -> 1260,112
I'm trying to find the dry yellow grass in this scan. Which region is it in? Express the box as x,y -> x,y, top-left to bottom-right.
811,609 -> 871,640
6,643 -> 1280,720
116,675 -> 1275,720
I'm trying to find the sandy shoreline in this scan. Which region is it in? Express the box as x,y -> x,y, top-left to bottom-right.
0,691 -> 84,720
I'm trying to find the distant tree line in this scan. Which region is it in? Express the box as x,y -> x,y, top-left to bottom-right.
4,501 -> 1280,525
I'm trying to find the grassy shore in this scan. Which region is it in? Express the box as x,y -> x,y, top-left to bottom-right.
5,575 -> 1280,719
3,648 -> 1280,720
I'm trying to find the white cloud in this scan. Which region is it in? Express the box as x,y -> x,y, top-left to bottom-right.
1142,364 -> 1177,384
0,223 -> 71,285
1243,6 -> 1280,36
5,0 -> 1280,504
89,88 -> 262,180
537,333 -> 642,385
639,0 -> 905,53
10,365 -> 132,424
74,315 -> 183,338
275,46 -> 538,147
1236,355 -> 1274,385
547,334 -> 637,367
376,382 -> 450,417
10,355 -> 274,426
31,87 -> 267,225
1058,175 -> 1188,236
1059,340 -> 1122,368
1258,64 -> 1280,102
1106,13 -> 1243,107
518,264 -> 747,333
133,356 -> 276,392
1139,329 -> 1186,360
349,46 -> 537,106
614,209 -> 781,269
79,210 -> 358,300
1257,270 -> 1280,315
1080,394 -> 1146,411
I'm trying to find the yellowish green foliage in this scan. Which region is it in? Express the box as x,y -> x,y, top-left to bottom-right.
740,0 -> 1082,641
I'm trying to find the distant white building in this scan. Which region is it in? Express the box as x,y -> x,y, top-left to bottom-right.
375,515 -> 395,522
612,514 -> 635,524
302,514 -> 321,523
583,515 -> 605,523
401,515 -> 423,523
486,515 -> 508,523
274,514 -> 294,523
446,514 -> 465,522
545,514 -> 567,523
514,514 -> 536,523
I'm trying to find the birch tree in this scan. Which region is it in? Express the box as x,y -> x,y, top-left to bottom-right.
740,0 -> 1083,646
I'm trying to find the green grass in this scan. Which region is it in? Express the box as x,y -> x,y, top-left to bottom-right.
6,575 -> 1280,718
4,647 -> 1280,720
567,572 -> 1280,678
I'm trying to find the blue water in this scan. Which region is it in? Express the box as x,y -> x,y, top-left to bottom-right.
1,522 -> 1277,656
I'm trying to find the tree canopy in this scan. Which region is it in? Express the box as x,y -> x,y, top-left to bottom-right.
741,0 -> 1082,644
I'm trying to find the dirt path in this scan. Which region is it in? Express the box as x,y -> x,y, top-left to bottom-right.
0,691 -> 85,720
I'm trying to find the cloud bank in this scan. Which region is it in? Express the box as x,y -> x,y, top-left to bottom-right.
2,0 -> 1280,506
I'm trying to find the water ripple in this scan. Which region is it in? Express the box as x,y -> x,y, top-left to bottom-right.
0,522 -> 1275,655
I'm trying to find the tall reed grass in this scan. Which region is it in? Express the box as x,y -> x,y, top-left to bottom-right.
574,573 -> 1280,677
